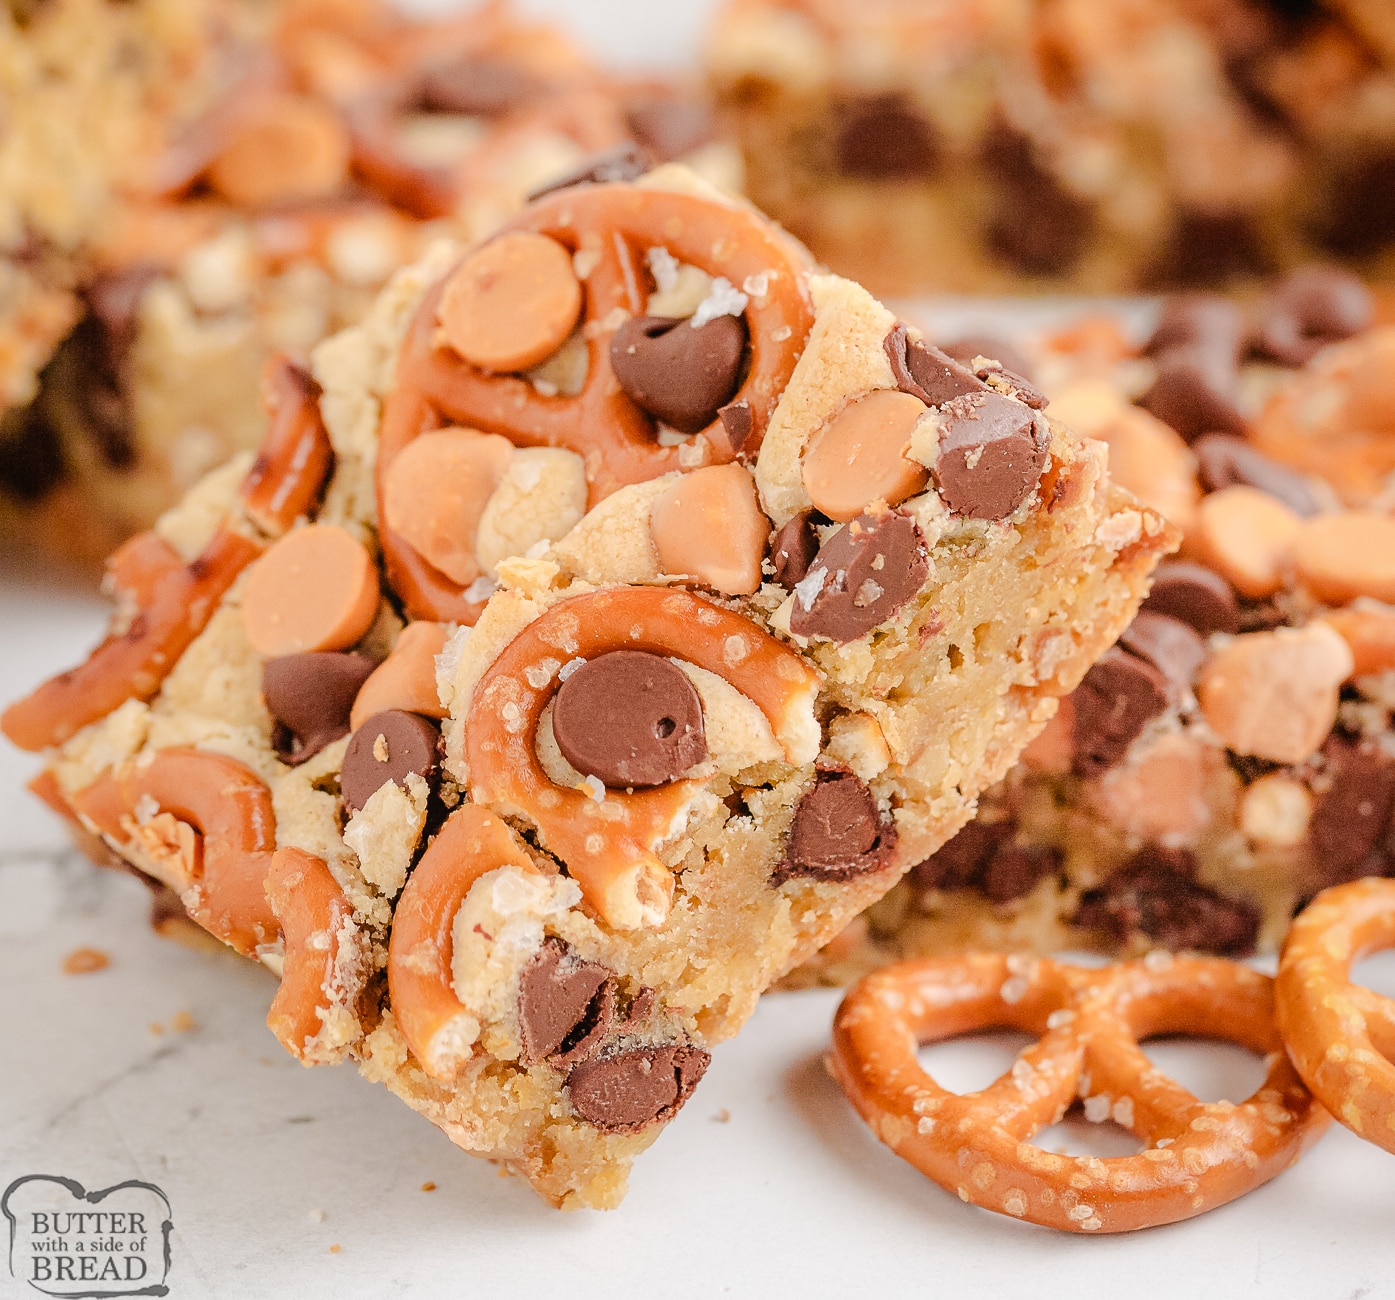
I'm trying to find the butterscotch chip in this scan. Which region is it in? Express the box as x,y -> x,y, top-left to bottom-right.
62,947 -> 110,975
650,463 -> 768,595
350,622 -> 448,730
801,389 -> 929,522
242,525 -> 380,658
437,232 -> 582,372
1291,512 -> 1395,604
1191,485 -> 1302,599
1322,604 -> 1395,676
208,93 -> 351,210
1240,773 -> 1313,848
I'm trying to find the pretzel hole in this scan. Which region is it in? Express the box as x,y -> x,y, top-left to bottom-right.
916,1029 -> 1035,1095
1032,1108 -> 1143,1159
1351,950 -> 1395,1001
1140,1037 -> 1268,1105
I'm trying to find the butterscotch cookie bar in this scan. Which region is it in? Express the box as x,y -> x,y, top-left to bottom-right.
5,166 -> 1171,1207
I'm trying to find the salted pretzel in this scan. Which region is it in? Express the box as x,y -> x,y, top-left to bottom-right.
378,182 -> 815,623
465,586 -> 821,931
1277,877 -> 1395,1152
831,954 -> 1328,1233
388,804 -> 541,1079
1,358 -> 332,753
69,750 -> 280,956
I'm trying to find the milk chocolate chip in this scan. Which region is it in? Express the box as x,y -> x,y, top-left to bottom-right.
1309,734 -> 1395,877
884,324 -> 984,407
1252,265 -> 1373,367
1141,561 -> 1240,636
625,97 -> 714,161
1070,647 -> 1169,778
788,510 -> 928,644
1117,611 -> 1206,695
774,772 -> 897,884
419,55 -> 536,116
517,937 -> 615,1068
263,652 -> 377,765
610,313 -> 747,434
769,508 -> 822,590
910,816 -> 1058,903
834,93 -> 938,178
717,399 -> 753,455
1192,434 -> 1319,517
340,709 -> 440,815
1139,294 -> 1246,442
566,1044 -> 710,1133
941,335 -> 1036,385
934,390 -> 1050,519
552,650 -> 706,788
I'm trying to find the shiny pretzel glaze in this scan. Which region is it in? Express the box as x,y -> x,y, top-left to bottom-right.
466,585 -> 821,930
70,750 -> 279,956
1277,878 -> 1395,1151
378,183 -> 816,622
388,804 -> 541,1080
831,954 -> 1328,1233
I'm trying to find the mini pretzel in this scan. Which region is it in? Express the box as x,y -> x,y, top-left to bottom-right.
831,954 -> 1328,1233
378,183 -> 815,622
70,750 -> 280,956
1277,878 -> 1395,1151
2,357 -> 332,753
388,804 -> 541,1080
466,586 -> 821,931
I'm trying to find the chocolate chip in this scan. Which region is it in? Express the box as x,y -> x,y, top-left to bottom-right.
1149,212 -> 1268,288
910,818 -> 1014,892
625,96 -> 714,162
1309,734 -> 1395,878
1192,434 -> 1319,516
1312,152 -> 1395,258
263,651 -> 377,766
941,335 -> 1036,384
788,510 -> 928,644
552,650 -> 706,789
833,93 -> 938,178
517,937 -> 615,1068
1141,561 -> 1240,636
933,390 -> 1050,519
418,55 -> 536,116
774,771 -> 897,884
1117,611 -> 1206,696
1145,293 -> 1245,360
1070,647 -> 1169,778
1138,352 -> 1246,442
1251,265 -> 1373,366
1072,846 -> 1259,956
610,313 -> 747,434
983,127 -> 1094,275
340,709 -> 440,815
566,1044 -> 710,1132
526,142 -> 650,202
981,843 -> 1060,904
0,400 -> 64,501
769,508 -> 821,590
884,324 -> 984,407
717,399 -> 753,456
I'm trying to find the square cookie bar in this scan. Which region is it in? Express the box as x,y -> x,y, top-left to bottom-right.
5,167 -> 1173,1207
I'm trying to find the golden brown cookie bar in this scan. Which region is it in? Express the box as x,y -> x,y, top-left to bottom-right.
5,168 -> 1171,1208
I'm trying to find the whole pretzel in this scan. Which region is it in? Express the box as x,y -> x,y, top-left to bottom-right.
1277,878 -> 1395,1151
378,182 -> 815,622
2,358 -> 332,753
388,804 -> 541,1079
466,585 -> 821,930
831,954 -> 1328,1233
70,750 -> 279,956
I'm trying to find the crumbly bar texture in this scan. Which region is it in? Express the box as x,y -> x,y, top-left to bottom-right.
7,168 -> 1171,1208
707,0 -> 1395,295
792,266 -> 1395,986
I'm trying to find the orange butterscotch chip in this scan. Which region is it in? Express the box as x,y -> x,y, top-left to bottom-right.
801,389 -> 929,523
242,524 -> 380,658
350,621 -> 448,730
1291,512 -> 1395,605
650,464 -> 768,595
1322,603 -> 1395,676
207,92 -> 351,210
437,231 -> 582,373
1190,485 -> 1301,599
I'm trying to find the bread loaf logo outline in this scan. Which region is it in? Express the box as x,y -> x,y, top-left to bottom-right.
2,1176 -> 172,1298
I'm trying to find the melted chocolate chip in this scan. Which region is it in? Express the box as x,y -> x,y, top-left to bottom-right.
263,651 -> 377,766
418,55 -> 537,116
769,508 -> 822,590
625,96 -> 715,162
1309,734 -> 1395,880
934,390 -> 1050,519
717,399 -> 753,456
1141,561 -> 1240,636
1117,611 -> 1206,696
610,313 -> 747,434
526,142 -> 650,201
884,324 -> 984,407
941,335 -> 1036,384
517,938 -> 615,1068
833,93 -> 939,178
566,1044 -> 710,1132
1193,434 -> 1318,516
773,771 -> 897,884
340,709 -> 440,815
1251,265 -> 1373,366
788,510 -> 928,644
1070,647 -> 1169,778
552,650 -> 706,788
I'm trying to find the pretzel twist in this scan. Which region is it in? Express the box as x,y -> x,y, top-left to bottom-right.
1277,878 -> 1395,1151
831,954 -> 1328,1233
378,183 -> 815,622
465,586 -> 821,931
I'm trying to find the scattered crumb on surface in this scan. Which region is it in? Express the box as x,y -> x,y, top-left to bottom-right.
62,947 -> 110,975
421,1181 -> 437,1192
149,1022 -> 165,1036
713,1109 -> 731,1123
171,1009 -> 197,1033
329,1244 -> 342,1255
309,1209 -> 325,1223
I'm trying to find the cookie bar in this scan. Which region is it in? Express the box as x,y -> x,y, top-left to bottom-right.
706,0 -> 1395,294
796,267 -> 1395,984
5,166 -> 1172,1207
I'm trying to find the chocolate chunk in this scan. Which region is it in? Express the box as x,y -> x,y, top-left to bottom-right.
340,709 -> 440,815
941,335 -> 1035,384
1070,647 -> 1169,778
769,508 -> 821,590
517,937 -> 615,1068
833,93 -> 938,178
981,843 -> 1060,904
1138,352 -> 1245,442
1117,611 -> 1206,695
1192,434 -> 1319,516
625,96 -> 714,162
1149,212 -> 1268,288
788,510 -> 928,644
774,771 -> 897,884
567,1044 -> 709,1132
418,55 -> 536,116
910,818 -> 1014,892
609,313 -> 747,434
1072,846 -> 1259,956
717,399 -> 753,456
526,142 -> 650,202
263,651 -> 377,766
884,323 -> 984,407
1309,734 -> 1395,879
552,650 -> 706,788
1251,265 -> 1373,366
933,390 -> 1050,519
1141,561 -> 1240,636
983,127 -> 1094,275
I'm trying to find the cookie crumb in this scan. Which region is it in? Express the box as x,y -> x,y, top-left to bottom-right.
420,1181 -> 437,1192
148,1022 -> 166,1036
329,1244 -> 341,1254
171,1009 -> 197,1033
713,1109 -> 731,1123
62,947 -> 109,975
308,1209 -> 325,1223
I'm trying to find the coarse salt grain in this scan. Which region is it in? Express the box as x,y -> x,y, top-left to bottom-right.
646,246 -> 679,293
1083,1094 -> 1111,1123
999,976 -> 1029,1004
690,277 -> 748,329
793,565 -> 827,612
558,657 -> 586,681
